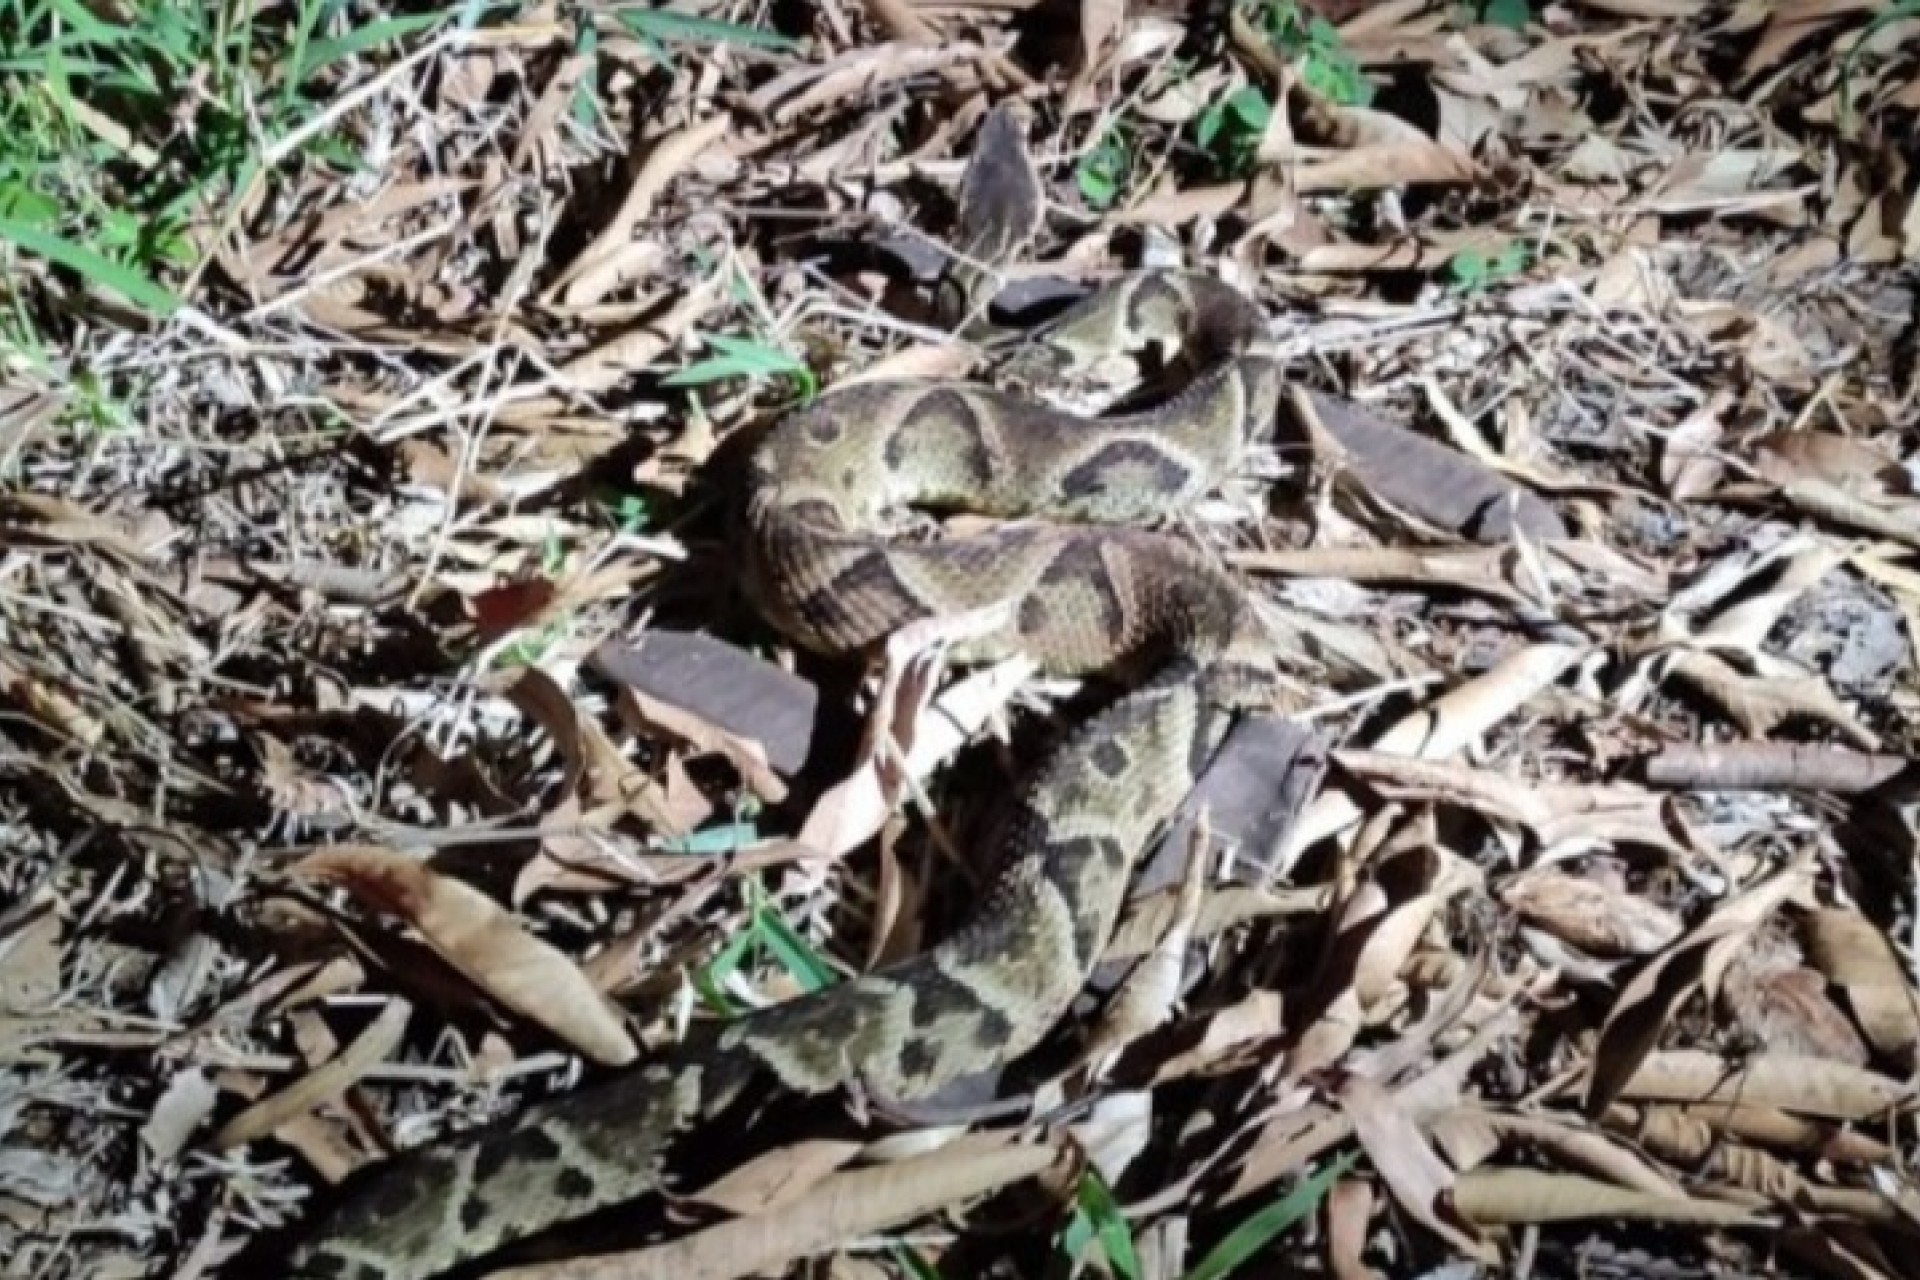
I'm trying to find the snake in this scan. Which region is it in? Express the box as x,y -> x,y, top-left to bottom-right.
282,104 -> 1292,1279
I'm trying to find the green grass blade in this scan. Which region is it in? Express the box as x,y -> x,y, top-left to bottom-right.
1181,1151 -> 1358,1280
1073,1169 -> 1143,1280
751,885 -> 840,993
298,10 -> 453,83
611,6 -> 800,51
658,820 -> 760,855
0,216 -> 180,314
662,332 -> 809,388
889,1244 -> 945,1279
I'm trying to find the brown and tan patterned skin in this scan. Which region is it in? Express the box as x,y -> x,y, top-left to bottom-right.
282,105 -> 1290,1280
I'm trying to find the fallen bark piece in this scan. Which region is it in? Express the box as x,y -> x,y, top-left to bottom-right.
592,630 -> 819,778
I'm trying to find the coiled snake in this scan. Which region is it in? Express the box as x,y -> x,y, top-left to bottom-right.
284,104 -> 1293,1279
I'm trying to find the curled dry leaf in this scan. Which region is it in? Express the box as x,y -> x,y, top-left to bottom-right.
1720,941 -> 1870,1066
1500,869 -> 1684,959
689,1138 -> 865,1216
1453,1167 -> 1764,1229
1433,1107 -> 1683,1199
796,602 -> 1028,860
298,847 -> 637,1067
1664,649 -> 1880,749
211,997 -> 412,1150
1802,908 -> 1920,1068
1334,1071 -> 1493,1264
1612,1049 -> 1912,1122
1641,741 -> 1908,793
617,684 -> 788,806
1283,641 -> 1589,870
1584,852 -> 1814,1115
1615,1100 -> 1892,1166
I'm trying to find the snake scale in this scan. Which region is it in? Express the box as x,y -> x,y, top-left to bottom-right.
283,105 -> 1291,1279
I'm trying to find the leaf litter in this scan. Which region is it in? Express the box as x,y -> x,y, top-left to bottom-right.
2,2 -> 1919,1279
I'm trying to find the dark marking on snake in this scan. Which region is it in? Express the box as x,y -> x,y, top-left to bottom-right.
1059,439 -> 1195,502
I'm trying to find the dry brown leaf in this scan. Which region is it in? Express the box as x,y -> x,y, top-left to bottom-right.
689,1139 -> 865,1216
1064,0 -> 1126,115
1641,741 -> 1908,792
1432,1107 -> 1685,1198
1233,543 -> 1538,610
1151,990 -> 1285,1083
1283,641 -> 1589,869
1802,909 -> 1920,1067
1763,476 -> 1920,549
1665,649 -> 1880,749
1107,885 -> 1329,962
210,997 -> 411,1149
297,848 -> 637,1066
1721,943 -> 1870,1065
1613,1049 -> 1913,1121
0,907 -> 64,1010
796,604 -> 1028,860
1337,751 -> 1691,863
543,272 -> 728,398
1453,1167 -> 1764,1227
1327,1177 -> 1379,1280
1584,852 -> 1814,1115
553,114 -> 732,307
1680,536 -> 1843,653
1500,870 -> 1684,959
1754,431 -> 1910,497
617,684 -> 788,805
1660,391 -> 1732,500
1336,1071 -> 1492,1262
1225,1007 -> 1519,1207
1082,812 -> 1211,1066
141,1067 -> 220,1163
496,666 -> 688,835
1620,1100 -> 1893,1165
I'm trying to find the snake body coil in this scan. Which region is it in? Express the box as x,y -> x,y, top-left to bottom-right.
284,107 -> 1288,1280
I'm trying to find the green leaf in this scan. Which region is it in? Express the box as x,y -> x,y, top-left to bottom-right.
0,184 -> 59,227
663,332 -> 811,390
1837,0 -> 1920,132
612,7 -> 800,52
0,216 -> 180,314
1481,0 -> 1531,29
298,10 -> 452,82
659,820 -> 761,856
571,22 -> 602,128
889,1244 -> 945,1280
611,492 -> 652,531
1446,240 -> 1528,293
1075,126 -> 1130,210
1182,1152 -> 1359,1280
1225,85 -> 1271,130
693,927 -> 752,1015
1067,1169 -> 1143,1280
751,884 -> 840,993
